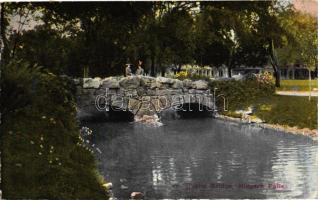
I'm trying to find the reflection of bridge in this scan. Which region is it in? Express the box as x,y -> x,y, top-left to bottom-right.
74,76 -> 220,121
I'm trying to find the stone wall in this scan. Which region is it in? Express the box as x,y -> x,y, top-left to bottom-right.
73,76 -> 213,121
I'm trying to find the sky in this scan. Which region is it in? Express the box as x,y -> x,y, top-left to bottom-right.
293,0 -> 318,18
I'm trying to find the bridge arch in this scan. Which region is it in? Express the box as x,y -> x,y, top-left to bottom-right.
176,103 -> 214,118
75,76 -> 217,121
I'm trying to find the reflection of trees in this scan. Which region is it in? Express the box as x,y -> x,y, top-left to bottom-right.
270,139 -> 318,198
89,120 -> 318,198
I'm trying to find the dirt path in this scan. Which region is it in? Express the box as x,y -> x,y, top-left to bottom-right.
276,91 -> 318,97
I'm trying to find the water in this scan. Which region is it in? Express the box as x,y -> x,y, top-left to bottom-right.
85,118 -> 318,199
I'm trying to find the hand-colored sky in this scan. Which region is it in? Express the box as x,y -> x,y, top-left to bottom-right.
293,0 -> 318,18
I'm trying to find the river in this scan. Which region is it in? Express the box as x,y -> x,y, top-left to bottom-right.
84,118 -> 318,199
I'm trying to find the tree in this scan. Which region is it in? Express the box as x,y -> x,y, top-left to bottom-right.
277,10 -> 318,71
276,10 -> 318,98
3,1 -> 312,83
12,2 -> 154,77
255,1 -> 296,87
194,1 -> 281,78
1,3 -> 40,63
13,26 -> 72,74
130,2 -> 197,76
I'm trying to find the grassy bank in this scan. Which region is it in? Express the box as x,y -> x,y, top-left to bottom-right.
0,62 -> 109,199
278,79 -> 318,91
209,77 -> 317,130
254,95 -> 317,130
222,95 -> 318,129
222,95 -> 318,130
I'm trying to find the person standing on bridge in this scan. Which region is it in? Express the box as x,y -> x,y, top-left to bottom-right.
125,64 -> 132,76
136,60 -> 144,76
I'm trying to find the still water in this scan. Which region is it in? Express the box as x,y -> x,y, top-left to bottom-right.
86,118 -> 318,199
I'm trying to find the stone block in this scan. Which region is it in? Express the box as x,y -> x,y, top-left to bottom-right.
101,77 -> 120,89
83,77 -> 102,89
119,76 -> 140,89
183,79 -> 194,89
194,80 -> 208,90
172,79 -> 183,89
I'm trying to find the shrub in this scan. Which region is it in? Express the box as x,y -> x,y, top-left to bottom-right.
0,60 -> 109,199
255,71 -> 274,85
175,71 -> 188,79
174,70 -> 210,81
209,78 -> 275,113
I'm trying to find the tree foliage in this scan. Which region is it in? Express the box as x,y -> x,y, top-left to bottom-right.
2,1 -> 316,82
276,10 -> 318,70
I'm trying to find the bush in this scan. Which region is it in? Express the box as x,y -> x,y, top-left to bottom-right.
0,61 -> 109,199
209,77 -> 275,113
174,70 -> 210,81
255,71 -> 274,85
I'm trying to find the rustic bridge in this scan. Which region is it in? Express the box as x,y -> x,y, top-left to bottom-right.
74,76 -> 219,121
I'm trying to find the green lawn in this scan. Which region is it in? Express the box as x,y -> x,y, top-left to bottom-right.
278,79 -> 318,91
254,95 -> 317,129
215,78 -> 318,130
223,95 -> 317,130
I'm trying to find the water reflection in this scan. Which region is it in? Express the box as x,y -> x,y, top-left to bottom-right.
86,118 -> 318,199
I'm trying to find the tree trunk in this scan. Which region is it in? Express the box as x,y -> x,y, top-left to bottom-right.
270,56 -> 281,87
316,100 -> 318,129
177,64 -> 182,73
1,4 -> 7,62
228,65 -> 232,78
160,63 -> 165,77
274,68 -> 281,88
309,68 -> 312,101
269,39 -> 281,87
227,49 -> 234,78
161,69 -> 165,77
11,32 -> 18,58
0,4 -> 5,42
150,52 -> 155,77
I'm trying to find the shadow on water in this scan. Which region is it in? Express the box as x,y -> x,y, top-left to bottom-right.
176,103 -> 214,119
84,118 -> 318,199
107,107 -> 134,122
159,103 -> 214,120
80,106 -> 135,122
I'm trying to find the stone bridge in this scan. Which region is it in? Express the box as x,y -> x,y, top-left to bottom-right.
74,76 -> 216,121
